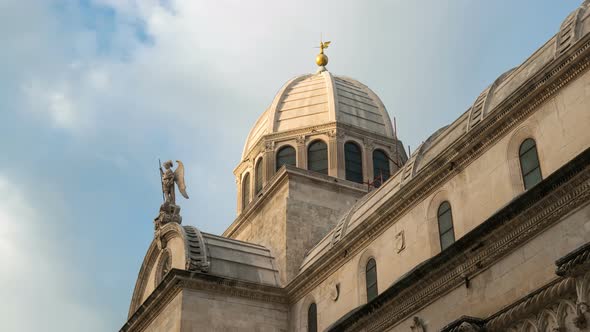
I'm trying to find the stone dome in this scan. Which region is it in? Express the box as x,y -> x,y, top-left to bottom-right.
242,71 -> 395,159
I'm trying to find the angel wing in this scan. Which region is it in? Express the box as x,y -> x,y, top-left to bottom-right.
174,160 -> 189,199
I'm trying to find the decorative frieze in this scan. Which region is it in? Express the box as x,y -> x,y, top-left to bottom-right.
288,32 -> 590,304
440,316 -> 485,332
325,148 -> 590,331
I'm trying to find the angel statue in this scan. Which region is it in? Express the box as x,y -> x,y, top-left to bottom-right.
160,160 -> 189,205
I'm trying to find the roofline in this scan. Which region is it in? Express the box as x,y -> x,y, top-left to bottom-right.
284,30 -> 590,301
327,146 -> 590,331
121,269 -> 287,332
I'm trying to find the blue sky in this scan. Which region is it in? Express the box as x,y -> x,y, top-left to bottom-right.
0,1 -> 582,331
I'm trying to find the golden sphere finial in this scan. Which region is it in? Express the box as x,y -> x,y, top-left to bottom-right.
316,53 -> 328,66
316,40 -> 331,67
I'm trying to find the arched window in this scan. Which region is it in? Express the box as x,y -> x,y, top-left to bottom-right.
437,201 -> 455,250
519,138 -> 542,190
255,158 -> 263,195
345,142 -> 363,183
276,145 -> 296,171
365,258 -> 378,302
242,173 -> 251,209
372,149 -> 390,187
307,303 -> 317,332
308,140 -> 328,174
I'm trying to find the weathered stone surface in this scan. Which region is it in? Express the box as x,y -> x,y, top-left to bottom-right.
124,3 -> 590,331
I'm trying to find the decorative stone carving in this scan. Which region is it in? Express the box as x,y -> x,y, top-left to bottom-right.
556,242 -> 590,277
295,135 -> 306,145
154,202 -> 182,230
410,316 -> 425,332
395,230 -> 406,253
440,316 -> 485,332
154,160 -> 189,231
574,301 -> 588,329
183,226 -> 211,273
327,129 -> 337,138
455,322 -> 481,332
363,138 -> 375,151
330,282 -> 340,301
155,249 -> 172,287
159,160 -> 189,206
265,141 -> 275,152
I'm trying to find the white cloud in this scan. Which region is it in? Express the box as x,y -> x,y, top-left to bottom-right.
0,175 -> 108,332
22,79 -> 79,129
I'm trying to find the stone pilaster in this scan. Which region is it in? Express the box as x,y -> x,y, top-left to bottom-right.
328,130 -> 339,177
296,135 -> 307,169
264,141 -> 275,181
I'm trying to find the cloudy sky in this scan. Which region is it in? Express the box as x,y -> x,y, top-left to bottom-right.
0,0 -> 581,331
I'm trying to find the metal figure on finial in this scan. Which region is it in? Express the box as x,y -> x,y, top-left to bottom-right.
154,159 -> 189,230
316,38 -> 331,71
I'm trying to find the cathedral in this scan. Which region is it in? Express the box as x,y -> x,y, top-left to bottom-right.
122,2 -> 590,331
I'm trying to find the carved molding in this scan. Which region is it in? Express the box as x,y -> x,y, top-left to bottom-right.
179,274 -> 287,304
122,269 -> 288,332
486,278 -> 576,331
183,226 -> 210,273
295,135 -> 307,145
325,149 -> 590,331
410,316 -> 425,332
441,316 -> 485,332
287,32 -> 590,304
556,242 -> 590,277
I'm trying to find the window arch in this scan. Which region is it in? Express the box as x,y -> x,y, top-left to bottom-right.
307,303 -> 317,332
437,201 -> 455,250
365,258 -> 378,302
255,158 -> 263,195
345,142 -> 363,183
372,149 -> 390,187
308,140 -> 328,174
276,145 -> 296,171
519,138 -> 542,190
242,173 -> 251,209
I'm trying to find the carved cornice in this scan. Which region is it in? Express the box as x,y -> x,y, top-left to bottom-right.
485,278 -> 576,331
556,242 -> 590,277
440,316 -> 486,332
122,270 -> 183,332
238,121 -> 402,171
286,32 -> 590,303
121,269 -> 287,332
179,271 -> 288,304
183,226 -> 210,272
326,147 -> 590,331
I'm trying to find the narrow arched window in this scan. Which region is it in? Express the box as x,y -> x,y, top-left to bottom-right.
345,142 -> 363,183
242,173 -> 251,209
372,149 -> 390,188
276,145 -> 296,171
519,138 -> 542,190
366,258 -> 378,302
438,201 -> 455,250
307,303 -> 317,332
308,140 -> 328,174
255,158 -> 263,195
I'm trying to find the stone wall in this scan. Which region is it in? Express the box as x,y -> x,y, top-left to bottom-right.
180,289 -> 288,331
143,291 -> 182,332
230,170 -> 365,285
291,51 -> 590,331
390,203 -> 590,331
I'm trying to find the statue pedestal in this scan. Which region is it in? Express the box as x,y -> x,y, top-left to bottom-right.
154,202 -> 182,230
